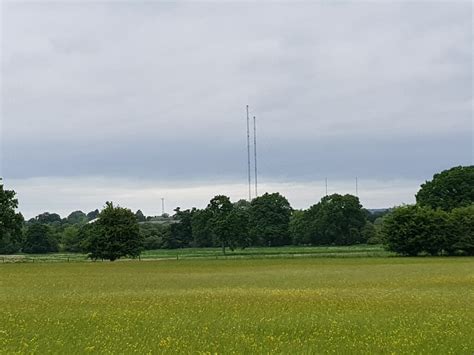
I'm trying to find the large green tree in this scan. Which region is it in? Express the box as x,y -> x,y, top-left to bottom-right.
0,182 -> 24,254
83,202 -> 143,261
35,212 -> 61,225
382,205 -> 450,256
23,223 -> 59,254
207,195 -> 235,253
191,208 -> 214,247
169,207 -> 195,248
305,194 -> 367,245
289,210 -> 310,245
61,225 -> 82,252
416,166 -> 474,211
67,211 -> 88,225
249,192 -> 292,246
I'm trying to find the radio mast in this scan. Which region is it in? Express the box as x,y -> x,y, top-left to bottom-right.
253,115 -> 258,197
246,105 -> 252,201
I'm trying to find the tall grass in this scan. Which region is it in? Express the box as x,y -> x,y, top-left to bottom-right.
0,257 -> 473,353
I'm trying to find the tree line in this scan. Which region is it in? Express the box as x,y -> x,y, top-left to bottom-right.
0,165 -> 472,260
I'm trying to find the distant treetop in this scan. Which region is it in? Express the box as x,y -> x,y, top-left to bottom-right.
416,166 -> 474,211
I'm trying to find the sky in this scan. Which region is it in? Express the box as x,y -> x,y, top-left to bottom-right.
1,1 -> 472,218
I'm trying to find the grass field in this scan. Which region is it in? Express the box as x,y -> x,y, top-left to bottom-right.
1,244 -> 391,263
1,257 -> 473,353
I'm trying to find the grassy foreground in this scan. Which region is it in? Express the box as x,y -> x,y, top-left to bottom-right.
0,257 -> 473,353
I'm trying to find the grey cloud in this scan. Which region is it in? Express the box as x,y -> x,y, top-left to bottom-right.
1,1 -> 472,189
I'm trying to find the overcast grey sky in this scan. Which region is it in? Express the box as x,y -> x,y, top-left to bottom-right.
1,1 -> 472,218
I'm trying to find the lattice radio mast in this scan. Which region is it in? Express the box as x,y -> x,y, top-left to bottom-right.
246,105 -> 252,201
253,115 -> 258,197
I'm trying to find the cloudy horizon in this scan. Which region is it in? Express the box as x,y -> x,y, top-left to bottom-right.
1,1 -> 472,218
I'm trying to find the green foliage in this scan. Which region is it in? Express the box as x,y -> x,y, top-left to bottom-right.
35,212 -> 62,225
0,183 -> 24,254
289,210 -> 310,245
139,223 -> 170,250
191,208 -> 214,247
416,166 -> 474,211
449,205 -> 474,255
169,208 -> 195,248
305,194 -> 367,245
67,211 -> 88,225
382,205 -> 450,256
249,192 -> 292,246
207,195 -> 235,253
361,221 -> 379,244
61,225 -> 82,252
83,202 -> 143,261
23,223 -> 59,254
382,166 -> 474,256
366,209 -> 390,223
226,204 -> 251,249
86,209 -> 100,221
135,210 -> 146,222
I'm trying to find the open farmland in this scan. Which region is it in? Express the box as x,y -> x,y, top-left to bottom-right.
1,257 -> 473,354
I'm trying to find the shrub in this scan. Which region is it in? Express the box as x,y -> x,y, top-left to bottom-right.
382,205 -> 449,256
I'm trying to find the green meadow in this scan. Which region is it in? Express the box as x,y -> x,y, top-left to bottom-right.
1,257 -> 473,354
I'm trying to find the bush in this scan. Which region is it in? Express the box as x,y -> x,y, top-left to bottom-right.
449,205 -> 474,255
23,223 -> 59,254
382,205 -> 449,256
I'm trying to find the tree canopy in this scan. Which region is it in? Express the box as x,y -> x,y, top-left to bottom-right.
308,194 -> 367,245
416,166 -> 474,211
249,192 -> 292,246
83,202 -> 143,261
0,182 -> 24,254
23,223 -> 59,254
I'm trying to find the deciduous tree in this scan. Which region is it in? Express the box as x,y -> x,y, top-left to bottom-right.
416,166 -> 474,211
249,192 -> 292,246
83,202 -> 143,261
0,182 -> 24,254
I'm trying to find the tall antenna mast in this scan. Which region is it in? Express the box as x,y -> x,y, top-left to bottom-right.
246,105 -> 252,201
355,177 -> 358,197
325,177 -> 328,196
253,115 -> 258,197
161,197 -> 165,215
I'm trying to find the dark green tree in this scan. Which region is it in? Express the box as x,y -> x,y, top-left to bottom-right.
83,202 -> 143,261
449,205 -> 474,255
362,221 -> 380,244
135,210 -> 146,222
382,205 -> 450,256
67,211 -> 88,225
35,212 -> 61,225
61,225 -> 82,252
416,166 -> 474,211
139,223 -> 170,250
23,223 -> 58,253
207,195 -> 234,253
86,209 -> 100,221
306,194 -> 367,245
227,204 -> 251,249
249,192 -> 292,246
0,182 -> 24,254
191,208 -> 214,247
289,210 -> 310,245
169,207 -> 195,248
